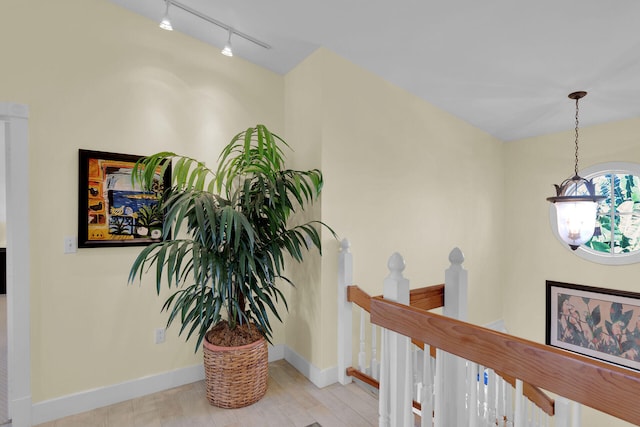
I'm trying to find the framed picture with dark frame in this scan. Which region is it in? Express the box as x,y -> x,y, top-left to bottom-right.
78,149 -> 171,248
546,280 -> 640,371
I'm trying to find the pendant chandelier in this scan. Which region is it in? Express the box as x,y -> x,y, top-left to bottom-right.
547,91 -> 605,251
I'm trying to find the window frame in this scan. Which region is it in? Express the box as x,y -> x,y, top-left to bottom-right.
549,162 -> 640,265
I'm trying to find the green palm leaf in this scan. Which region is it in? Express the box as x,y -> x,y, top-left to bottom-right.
129,125 -> 336,351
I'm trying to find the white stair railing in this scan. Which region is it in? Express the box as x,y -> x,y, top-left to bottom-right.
338,238 -> 383,386
337,241 -> 589,426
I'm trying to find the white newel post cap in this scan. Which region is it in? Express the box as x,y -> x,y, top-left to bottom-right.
383,252 -> 409,305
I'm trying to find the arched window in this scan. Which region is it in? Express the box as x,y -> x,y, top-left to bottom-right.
551,162 -> 640,265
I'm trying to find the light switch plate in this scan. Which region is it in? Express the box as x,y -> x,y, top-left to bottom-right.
64,236 -> 77,254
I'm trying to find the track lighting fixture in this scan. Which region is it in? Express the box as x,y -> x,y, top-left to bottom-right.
221,29 -> 233,57
159,0 -> 173,31
158,0 -> 271,55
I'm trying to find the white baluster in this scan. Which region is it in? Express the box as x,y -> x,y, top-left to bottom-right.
467,362 -> 478,427
371,324 -> 379,379
571,401 -> 581,427
421,344 -> 433,427
497,376 -> 505,426
358,309 -> 366,372
486,368 -> 497,426
337,238 -> 353,385
505,379 -> 513,426
514,379 -> 524,427
433,348 -> 444,427
412,346 -> 419,402
477,366 -> 487,423
404,337 -> 413,427
379,329 -> 390,427
554,397 -> 570,427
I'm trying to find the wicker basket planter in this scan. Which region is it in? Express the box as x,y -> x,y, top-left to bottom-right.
203,334 -> 269,408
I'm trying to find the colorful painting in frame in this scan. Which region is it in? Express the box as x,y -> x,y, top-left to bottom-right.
546,280 -> 640,371
78,150 -> 171,248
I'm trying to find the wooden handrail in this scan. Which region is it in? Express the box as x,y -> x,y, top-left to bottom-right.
347,285 -> 371,312
409,284 -> 444,311
370,296 -> 640,425
347,284 -> 445,313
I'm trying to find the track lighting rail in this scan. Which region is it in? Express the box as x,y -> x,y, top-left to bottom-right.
166,0 -> 271,50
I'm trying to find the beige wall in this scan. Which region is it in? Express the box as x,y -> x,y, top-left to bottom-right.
503,117 -> 640,427
285,49 -> 506,369
3,0 -> 506,400
4,1 -> 638,424
2,0 -> 284,402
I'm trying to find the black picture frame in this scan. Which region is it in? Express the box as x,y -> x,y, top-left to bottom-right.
78,149 -> 171,248
546,280 -> 640,371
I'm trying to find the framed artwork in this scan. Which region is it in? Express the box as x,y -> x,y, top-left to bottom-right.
546,280 -> 640,371
78,149 -> 171,248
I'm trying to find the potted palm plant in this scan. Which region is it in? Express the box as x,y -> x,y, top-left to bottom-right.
128,124 -> 333,408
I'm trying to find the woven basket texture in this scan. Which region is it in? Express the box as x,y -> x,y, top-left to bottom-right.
203,335 -> 268,408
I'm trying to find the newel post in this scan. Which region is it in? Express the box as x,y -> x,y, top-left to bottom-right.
379,253 -> 413,427
338,238 -> 353,385
443,247 -> 468,320
436,247 -> 468,426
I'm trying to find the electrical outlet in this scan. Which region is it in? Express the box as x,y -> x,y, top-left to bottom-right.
63,236 -> 77,254
155,328 -> 166,344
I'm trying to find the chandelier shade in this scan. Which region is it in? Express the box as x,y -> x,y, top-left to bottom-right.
548,175 -> 602,250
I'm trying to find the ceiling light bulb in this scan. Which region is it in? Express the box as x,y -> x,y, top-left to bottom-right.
221,43 -> 233,57
221,29 -> 233,57
159,1 -> 173,31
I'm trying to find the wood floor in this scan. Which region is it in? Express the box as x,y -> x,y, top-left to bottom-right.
34,360 -> 378,427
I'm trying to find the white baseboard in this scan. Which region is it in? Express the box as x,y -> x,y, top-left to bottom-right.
284,346 -> 337,388
9,394 -> 32,427
31,344 -> 334,425
31,363 -> 205,426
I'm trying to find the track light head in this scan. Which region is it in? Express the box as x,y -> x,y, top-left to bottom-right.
159,1 -> 173,31
159,17 -> 173,31
221,29 -> 233,57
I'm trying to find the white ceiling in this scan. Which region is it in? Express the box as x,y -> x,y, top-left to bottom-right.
109,0 -> 640,142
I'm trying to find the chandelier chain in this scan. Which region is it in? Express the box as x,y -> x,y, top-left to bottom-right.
574,97 -> 580,176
